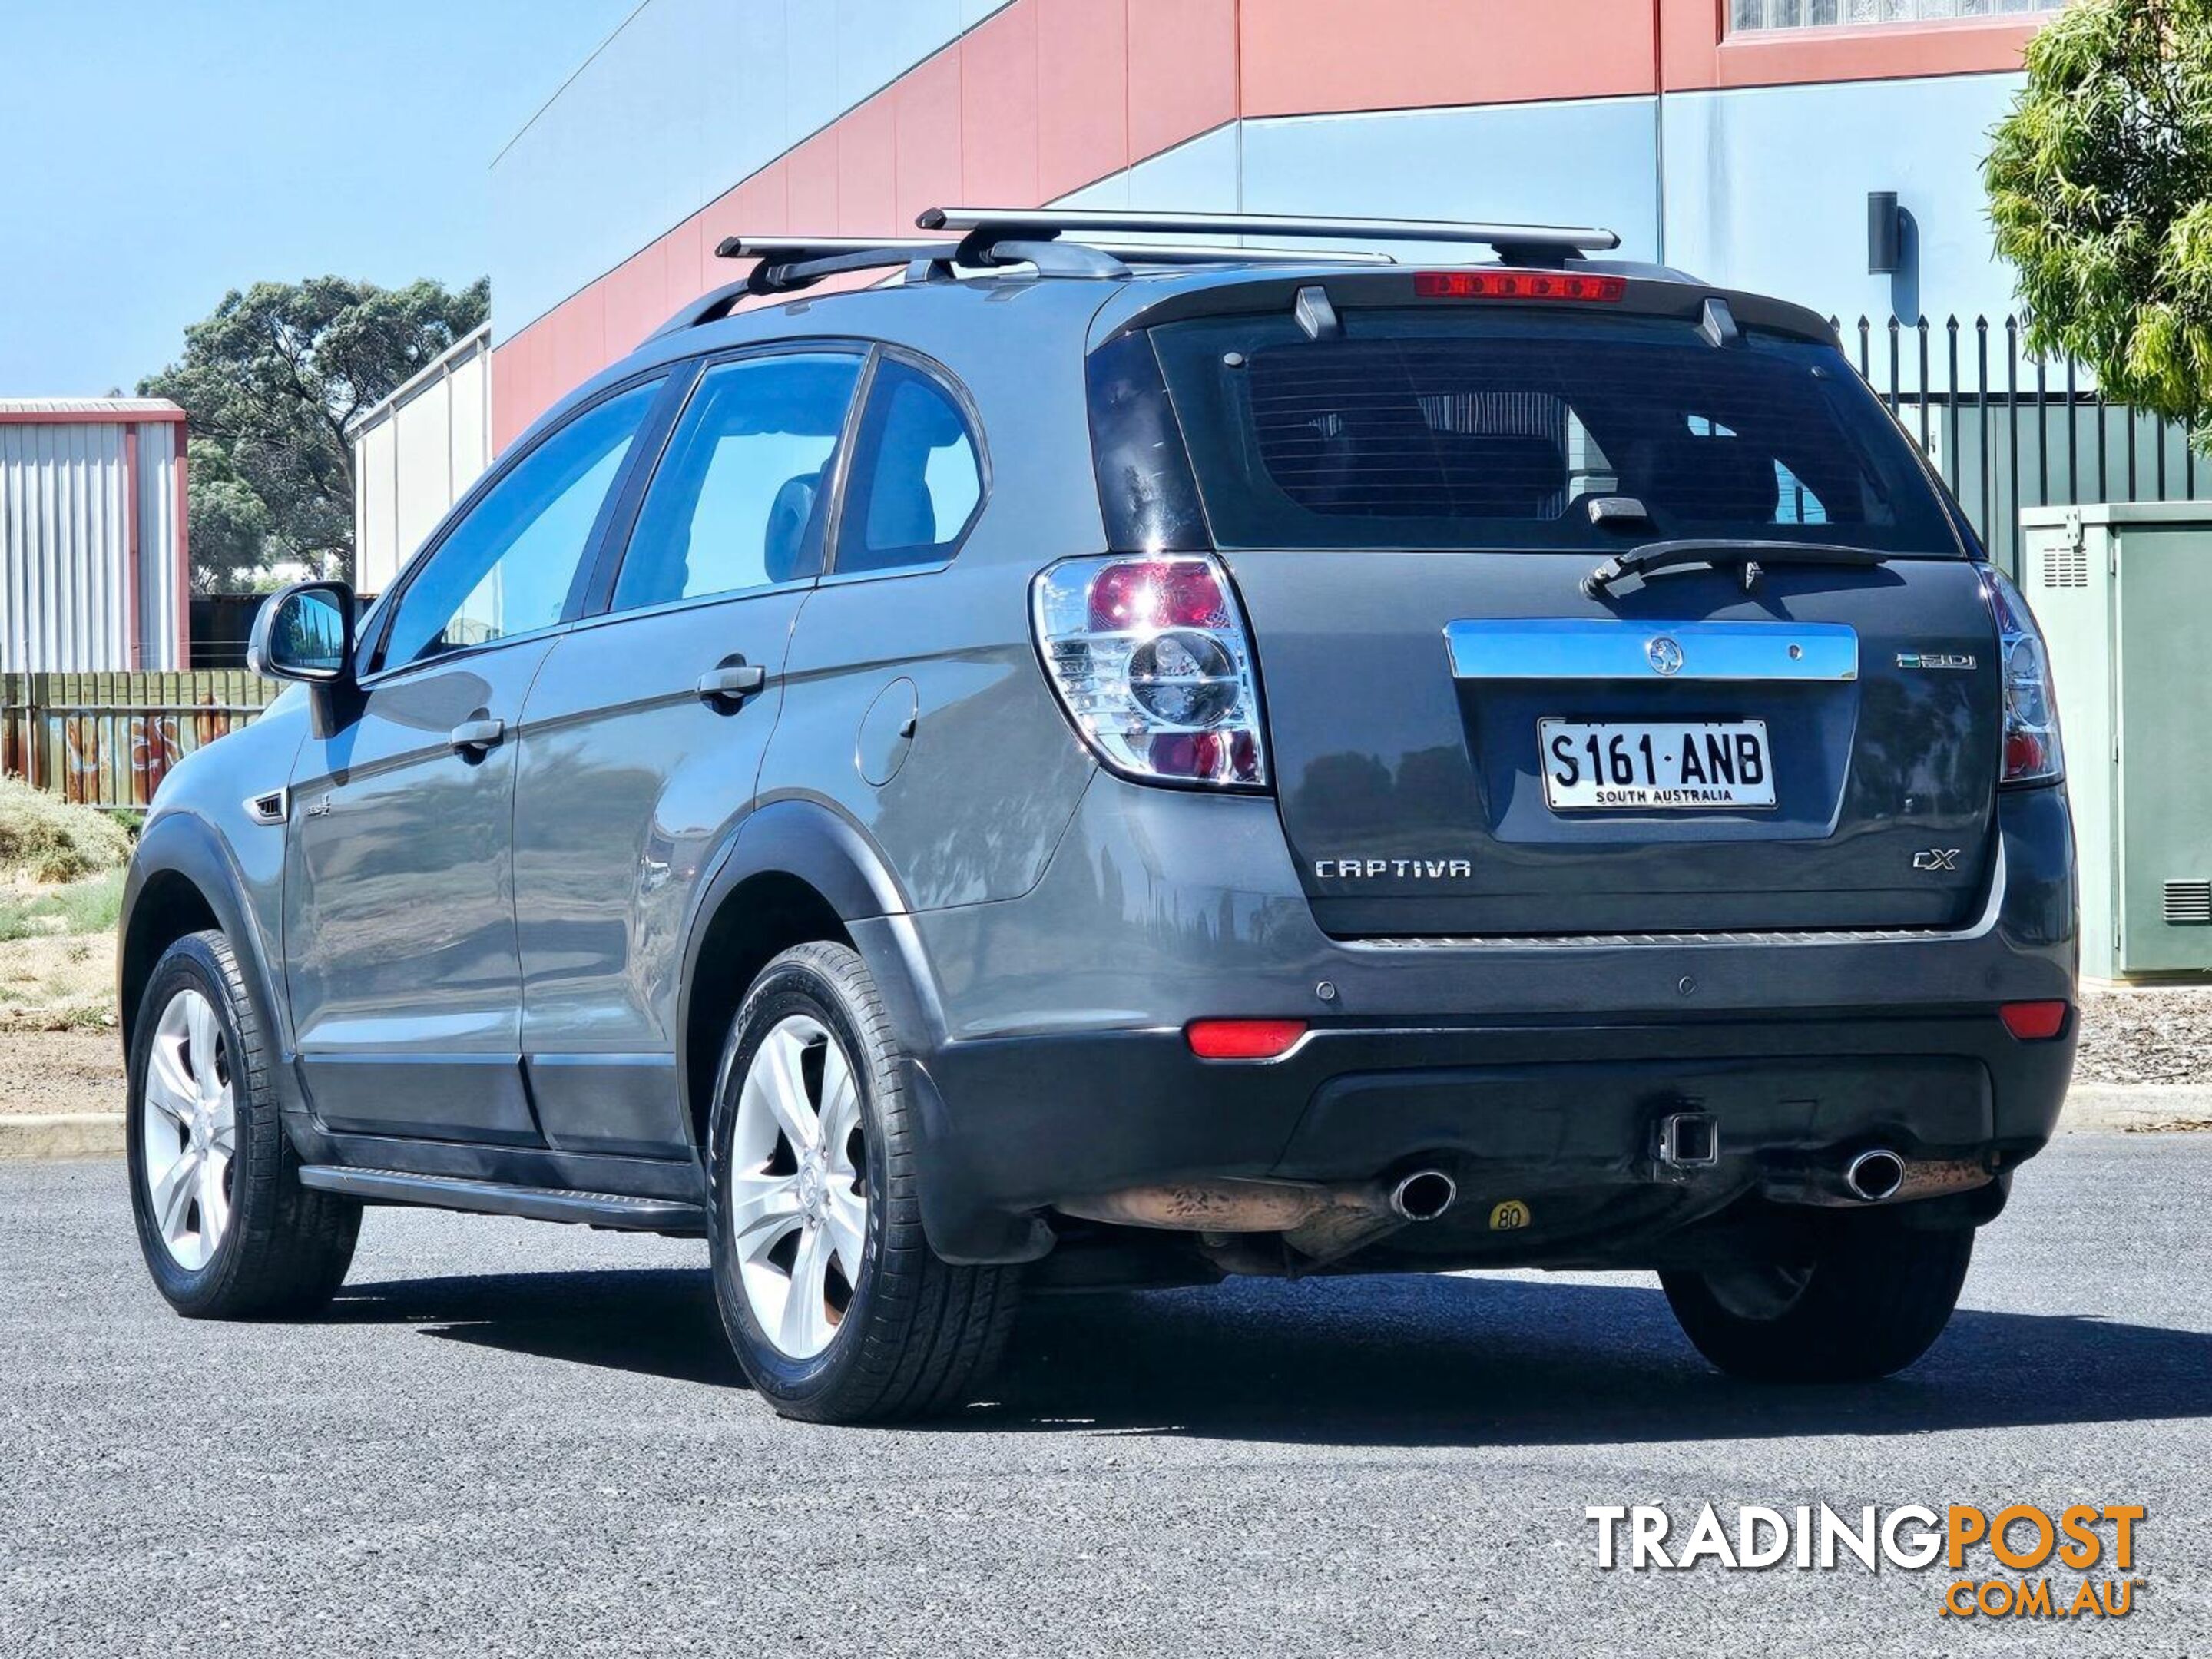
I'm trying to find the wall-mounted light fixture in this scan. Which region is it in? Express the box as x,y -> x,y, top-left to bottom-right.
1868,190 -> 1902,276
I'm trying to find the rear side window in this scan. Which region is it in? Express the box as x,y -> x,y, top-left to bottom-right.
832,359 -> 982,575
1149,310 -> 1959,554
612,352 -> 862,611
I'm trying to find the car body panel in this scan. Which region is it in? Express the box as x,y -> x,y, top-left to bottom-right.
511,587 -> 810,1158
763,560 -> 1095,915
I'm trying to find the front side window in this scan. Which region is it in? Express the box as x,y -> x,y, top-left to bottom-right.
380,381 -> 659,670
611,353 -> 863,612
833,359 -> 983,575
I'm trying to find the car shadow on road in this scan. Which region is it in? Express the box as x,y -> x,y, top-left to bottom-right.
328,1267 -> 743,1388
326,1264 -> 2212,1446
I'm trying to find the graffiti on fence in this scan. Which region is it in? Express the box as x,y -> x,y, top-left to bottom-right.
2,672 -> 280,808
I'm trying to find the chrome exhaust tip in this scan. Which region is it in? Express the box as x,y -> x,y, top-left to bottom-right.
1843,1148 -> 1906,1204
1389,1170 -> 1458,1223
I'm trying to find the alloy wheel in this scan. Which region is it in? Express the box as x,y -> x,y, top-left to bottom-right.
727,1013 -> 869,1360
141,987 -> 237,1271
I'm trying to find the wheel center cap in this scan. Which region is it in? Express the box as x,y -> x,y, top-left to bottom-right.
797,1162 -> 826,1215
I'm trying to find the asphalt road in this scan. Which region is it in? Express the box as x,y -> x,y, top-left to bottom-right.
3,1135 -> 2207,1657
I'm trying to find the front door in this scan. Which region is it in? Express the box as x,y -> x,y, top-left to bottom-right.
285,377 -> 666,1143
512,349 -> 865,1157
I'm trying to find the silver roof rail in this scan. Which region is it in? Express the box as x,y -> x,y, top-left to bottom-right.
669,207 -> 1582,326
700,230 -> 1404,308
917,206 -> 1620,261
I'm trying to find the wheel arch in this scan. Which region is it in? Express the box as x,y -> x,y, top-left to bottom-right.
675,800 -> 939,1155
119,816 -> 288,1063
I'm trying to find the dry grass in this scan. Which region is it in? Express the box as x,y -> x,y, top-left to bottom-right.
0,780 -> 131,883
0,925 -> 117,1035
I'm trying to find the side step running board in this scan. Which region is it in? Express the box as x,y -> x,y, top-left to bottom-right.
297,1167 -> 706,1234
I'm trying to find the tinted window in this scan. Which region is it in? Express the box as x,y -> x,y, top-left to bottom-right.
612,353 -> 862,611
382,382 -> 658,669
834,359 -> 982,575
1151,310 -> 1959,554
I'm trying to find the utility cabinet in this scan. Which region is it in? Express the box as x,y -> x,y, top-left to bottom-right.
2019,502 -> 2212,981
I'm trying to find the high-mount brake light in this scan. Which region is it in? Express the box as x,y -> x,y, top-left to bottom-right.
1413,270 -> 1627,303
1032,554 -> 1269,788
1982,568 -> 2065,786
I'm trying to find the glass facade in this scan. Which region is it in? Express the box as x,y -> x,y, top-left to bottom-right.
1730,0 -> 2052,31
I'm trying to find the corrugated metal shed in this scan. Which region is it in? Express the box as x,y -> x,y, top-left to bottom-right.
0,399 -> 189,671
349,326 -> 492,595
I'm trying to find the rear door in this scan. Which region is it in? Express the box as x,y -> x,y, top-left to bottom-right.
511,347 -> 865,1157
1147,293 -> 2000,937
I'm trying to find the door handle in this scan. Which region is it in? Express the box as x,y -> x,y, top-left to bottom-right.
448,716 -> 507,754
696,659 -> 770,707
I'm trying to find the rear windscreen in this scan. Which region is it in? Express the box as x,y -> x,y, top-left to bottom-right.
1148,309 -> 1961,554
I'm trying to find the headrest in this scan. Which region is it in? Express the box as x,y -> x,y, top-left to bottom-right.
762,472 -> 820,584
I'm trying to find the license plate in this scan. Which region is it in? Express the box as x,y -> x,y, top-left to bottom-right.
1538,719 -> 1776,810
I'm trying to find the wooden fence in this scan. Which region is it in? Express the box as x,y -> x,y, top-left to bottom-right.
1,671 -> 282,809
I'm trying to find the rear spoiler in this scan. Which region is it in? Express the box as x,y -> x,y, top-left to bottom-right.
1084,268 -> 1840,353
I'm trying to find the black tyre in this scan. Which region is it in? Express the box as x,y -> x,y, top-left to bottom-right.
707,942 -> 1019,1422
126,930 -> 360,1317
1661,1213 -> 1973,1382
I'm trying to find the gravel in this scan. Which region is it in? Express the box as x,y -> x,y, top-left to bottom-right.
2075,984 -> 2212,1086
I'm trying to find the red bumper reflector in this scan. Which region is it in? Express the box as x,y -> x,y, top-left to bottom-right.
1999,1000 -> 2069,1041
1187,1018 -> 1308,1060
1414,270 -> 1628,303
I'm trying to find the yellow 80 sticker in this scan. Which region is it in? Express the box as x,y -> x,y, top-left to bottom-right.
1489,1199 -> 1531,1231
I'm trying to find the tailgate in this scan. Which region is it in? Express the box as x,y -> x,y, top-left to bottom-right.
1227,550 -> 2000,936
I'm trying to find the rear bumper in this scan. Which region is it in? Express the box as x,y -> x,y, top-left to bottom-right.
911,1009 -> 2072,1260
877,773 -> 2077,1263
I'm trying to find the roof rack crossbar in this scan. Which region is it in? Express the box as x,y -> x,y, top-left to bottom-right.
916,205 -> 1620,256
718,232 -> 1397,270
682,211 -> 1545,321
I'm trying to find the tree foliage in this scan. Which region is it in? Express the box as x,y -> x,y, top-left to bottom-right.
140,276 -> 488,589
1987,0 -> 2212,442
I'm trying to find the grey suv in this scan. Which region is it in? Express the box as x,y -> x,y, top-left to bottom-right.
118,208 -> 2076,1423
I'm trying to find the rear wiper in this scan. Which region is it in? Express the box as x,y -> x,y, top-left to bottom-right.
1581,539 -> 1892,598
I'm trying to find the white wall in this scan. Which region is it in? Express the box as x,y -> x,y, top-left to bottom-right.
351,333 -> 494,595
1661,71 -> 2029,333
490,0 -> 1015,341
1051,75 -> 2019,337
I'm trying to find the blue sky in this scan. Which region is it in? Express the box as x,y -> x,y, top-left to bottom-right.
0,0 -> 639,395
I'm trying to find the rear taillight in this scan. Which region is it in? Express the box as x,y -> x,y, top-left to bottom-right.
1031,554 -> 1268,788
1984,568 -> 2064,786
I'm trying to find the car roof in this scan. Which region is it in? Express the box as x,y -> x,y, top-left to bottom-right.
518,227 -> 1836,459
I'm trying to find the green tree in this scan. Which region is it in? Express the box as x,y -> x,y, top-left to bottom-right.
141,276 -> 488,589
1987,0 -> 2212,444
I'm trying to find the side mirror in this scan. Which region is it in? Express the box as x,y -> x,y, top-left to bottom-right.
248,581 -> 356,684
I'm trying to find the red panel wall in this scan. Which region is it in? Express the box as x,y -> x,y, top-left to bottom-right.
493,0 -> 2043,449
1238,0 -> 1657,118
